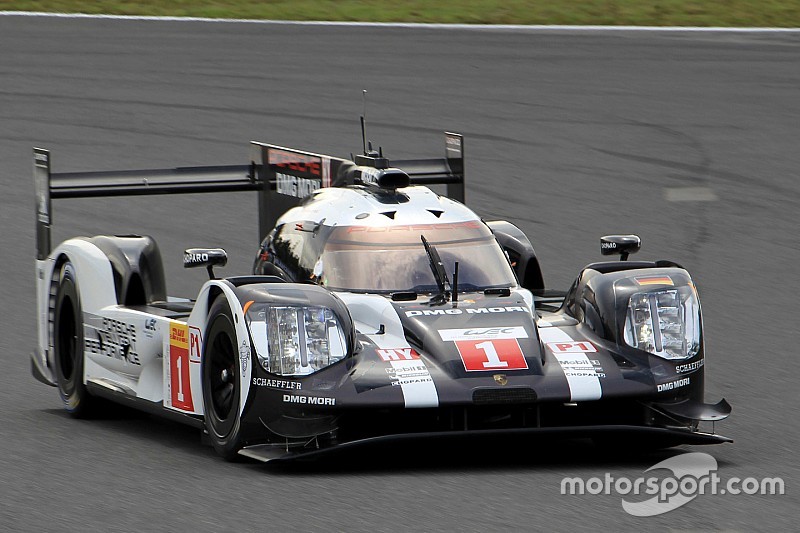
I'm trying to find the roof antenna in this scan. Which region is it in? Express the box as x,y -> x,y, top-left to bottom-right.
360,89 -> 368,155
452,261 -> 459,303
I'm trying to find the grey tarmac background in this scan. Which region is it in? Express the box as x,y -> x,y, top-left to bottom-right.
0,15 -> 798,532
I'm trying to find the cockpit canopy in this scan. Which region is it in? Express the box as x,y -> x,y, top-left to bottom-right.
261,220 -> 517,294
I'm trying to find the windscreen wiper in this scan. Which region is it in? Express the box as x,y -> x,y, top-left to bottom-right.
421,235 -> 450,303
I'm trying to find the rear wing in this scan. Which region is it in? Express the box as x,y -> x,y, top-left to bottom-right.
33,149 -> 257,260
34,132 -> 464,260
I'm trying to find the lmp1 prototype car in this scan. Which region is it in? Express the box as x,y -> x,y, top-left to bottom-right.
31,132 -> 731,461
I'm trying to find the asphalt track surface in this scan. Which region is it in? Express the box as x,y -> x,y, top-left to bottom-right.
1,15 -> 798,532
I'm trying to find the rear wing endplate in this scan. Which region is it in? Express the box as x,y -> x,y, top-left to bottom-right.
34,132 -> 464,260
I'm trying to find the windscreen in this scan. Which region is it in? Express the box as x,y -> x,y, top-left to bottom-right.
318,221 -> 517,293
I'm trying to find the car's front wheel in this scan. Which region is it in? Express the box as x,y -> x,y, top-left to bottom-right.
202,295 -> 244,460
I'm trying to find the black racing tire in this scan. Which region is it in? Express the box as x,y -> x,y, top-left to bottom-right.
53,261 -> 95,417
202,296 -> 244,461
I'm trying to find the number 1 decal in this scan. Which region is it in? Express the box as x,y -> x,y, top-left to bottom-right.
169,323 -> 194,411
475,341 -> 508,368
455,339 -> 528,372
175,356 -> 185,403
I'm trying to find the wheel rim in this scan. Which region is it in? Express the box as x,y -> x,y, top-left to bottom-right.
208,325 -> 237,423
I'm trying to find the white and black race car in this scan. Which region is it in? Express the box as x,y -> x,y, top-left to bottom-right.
31,132 -> 731,462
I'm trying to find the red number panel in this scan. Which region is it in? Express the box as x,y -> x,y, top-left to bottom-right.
169,324 -> 194,411
455,339 -> 528,372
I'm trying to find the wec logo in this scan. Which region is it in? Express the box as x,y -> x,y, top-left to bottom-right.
463,328 -> 516,336
439,326 -> 527,342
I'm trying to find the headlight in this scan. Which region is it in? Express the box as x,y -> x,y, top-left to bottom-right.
623,286 -> 701,360
246,305 -> 347,376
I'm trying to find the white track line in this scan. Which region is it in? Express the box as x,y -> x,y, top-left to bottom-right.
1,11 -> 799,31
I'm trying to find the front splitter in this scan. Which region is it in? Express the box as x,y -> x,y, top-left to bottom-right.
238,424 -> 732,463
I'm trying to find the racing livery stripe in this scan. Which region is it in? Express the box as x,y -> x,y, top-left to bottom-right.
363,304 -> 439,408
538,327 -> 602,401
387,359 -> 439,408
366,333 -> 439,407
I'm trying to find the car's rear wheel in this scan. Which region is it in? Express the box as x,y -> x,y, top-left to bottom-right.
202,296 -> 244,460
53,261 -> 95,417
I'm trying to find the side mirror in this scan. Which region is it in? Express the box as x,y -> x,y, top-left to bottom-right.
600,235 -> 641,261
184,248 -> 227,279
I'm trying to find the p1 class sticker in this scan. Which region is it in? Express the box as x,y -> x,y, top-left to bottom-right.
539,328 -> 602,401
189,326 -> 202,363
546,341 -> 597,354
